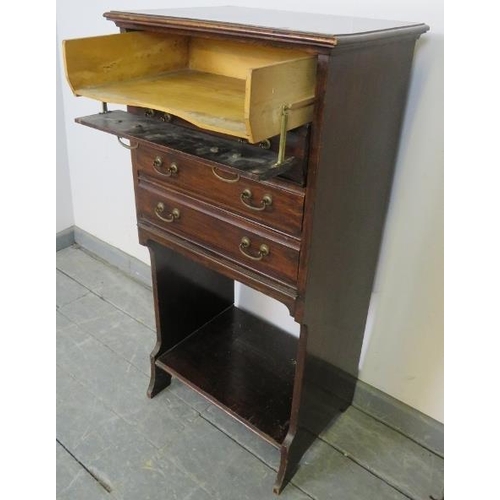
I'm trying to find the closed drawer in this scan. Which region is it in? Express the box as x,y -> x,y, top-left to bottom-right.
136,181 -> 300,286
134,144 -> 305,237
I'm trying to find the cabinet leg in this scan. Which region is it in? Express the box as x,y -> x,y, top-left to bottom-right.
144,240 -> 234,399
274,443 -> 294,495
147,353 -> 172,399
273,431 -> 313,495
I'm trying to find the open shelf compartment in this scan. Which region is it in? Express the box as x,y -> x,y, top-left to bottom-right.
155,306 -> 298,446
63,31 -> 316,143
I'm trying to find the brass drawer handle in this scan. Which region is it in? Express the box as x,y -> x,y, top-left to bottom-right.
239,236 -> 270,261
212,167 -> 240,183
117,136 -> 138,150
152,156 -> 178,177
155,202 -> 180,223
240,189 -> 273,211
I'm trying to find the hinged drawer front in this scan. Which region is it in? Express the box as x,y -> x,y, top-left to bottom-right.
136,182 -> 300,286
76,111 -> 301,181
134,144 -> 305,237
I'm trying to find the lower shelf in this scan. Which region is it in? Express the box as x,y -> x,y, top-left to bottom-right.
156,306 -> 298,446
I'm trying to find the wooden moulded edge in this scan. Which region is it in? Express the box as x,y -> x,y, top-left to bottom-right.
103,10 -> 430,49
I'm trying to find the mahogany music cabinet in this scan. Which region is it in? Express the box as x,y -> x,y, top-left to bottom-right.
62,7 -> 428,493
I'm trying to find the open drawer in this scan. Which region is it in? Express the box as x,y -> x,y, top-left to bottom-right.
63,31 -> 317,143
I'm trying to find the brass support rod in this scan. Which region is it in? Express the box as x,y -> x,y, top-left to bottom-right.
276,104 -> 290,166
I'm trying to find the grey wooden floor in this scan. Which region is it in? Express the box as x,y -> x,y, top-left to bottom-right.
56,246 -> 443,500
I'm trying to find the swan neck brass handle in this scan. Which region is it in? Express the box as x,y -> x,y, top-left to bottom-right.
117,136 -> 138,150
152,157 -> 178,177
212,167 -> 240,183
239,236 -> 270,261
240,189 -> 273,211
155,202 -> 180,223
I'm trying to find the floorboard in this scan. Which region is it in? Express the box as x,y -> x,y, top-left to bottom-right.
56,246 -> 444,500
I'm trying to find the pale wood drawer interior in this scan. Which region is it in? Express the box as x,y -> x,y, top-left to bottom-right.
63,31 -> 317,143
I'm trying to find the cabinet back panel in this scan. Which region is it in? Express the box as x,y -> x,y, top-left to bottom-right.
188,37 -> 312,79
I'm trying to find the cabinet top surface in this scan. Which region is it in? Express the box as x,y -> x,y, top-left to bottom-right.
105,6 -> 428,47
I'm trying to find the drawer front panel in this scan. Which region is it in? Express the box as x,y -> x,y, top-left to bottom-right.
136,182 -> 300,286
134,144 -> 305,236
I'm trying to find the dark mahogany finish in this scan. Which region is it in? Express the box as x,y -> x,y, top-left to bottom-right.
133,143 -> 305,237
157,306 -> 297,445
146,240 -> 234,398
71,7 -> 428,495
104,7 -> 427,50
136,179 -> 301,286
126,105 -> 311,186
76,111 -> 301,181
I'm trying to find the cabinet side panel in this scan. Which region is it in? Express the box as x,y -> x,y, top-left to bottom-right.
245,57 -> 317,143
302,39 -> 419,403
139,223 -> 234,399
148,240 -> 234,349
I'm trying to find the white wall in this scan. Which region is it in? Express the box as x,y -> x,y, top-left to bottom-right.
57,0 -> 443,422
56,38 -> 74,233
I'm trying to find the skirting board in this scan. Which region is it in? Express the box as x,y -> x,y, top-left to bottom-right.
74,227 -> 152,288
56,226 -> 443,456
352,381 -> 443,456
56,226 -> 75,252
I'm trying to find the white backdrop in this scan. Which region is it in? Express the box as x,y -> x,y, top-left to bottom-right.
56,0 -> 443,422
